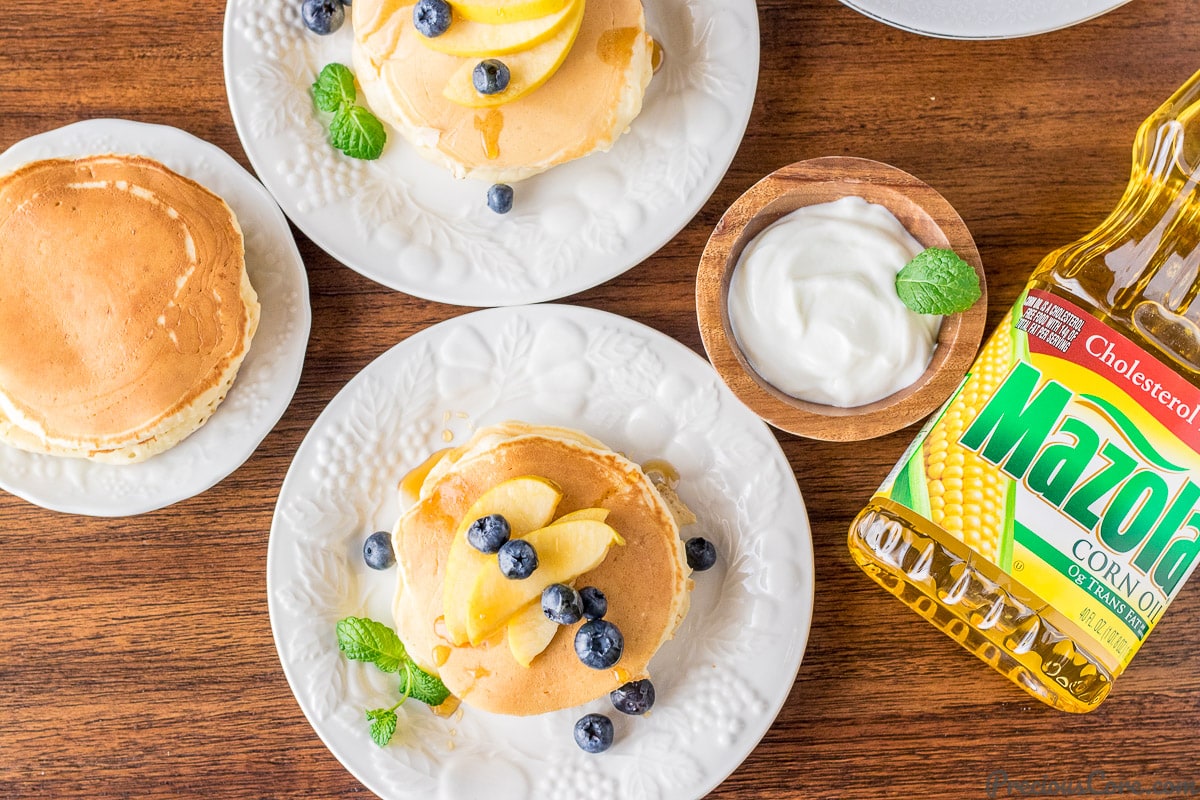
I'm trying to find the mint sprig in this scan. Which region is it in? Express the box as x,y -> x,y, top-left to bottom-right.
311,63 -> 386,161
336,616 -> 452,746
895,247 -> 981,315
312,63 -> 356,113
335,616 -> 407,673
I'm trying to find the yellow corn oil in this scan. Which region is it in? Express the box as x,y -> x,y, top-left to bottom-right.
848,69 -> 1200,712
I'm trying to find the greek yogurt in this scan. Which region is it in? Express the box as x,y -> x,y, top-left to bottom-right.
727,195 -> 941,408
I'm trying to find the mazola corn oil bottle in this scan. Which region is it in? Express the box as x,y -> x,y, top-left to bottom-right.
849,69 -> 1200,712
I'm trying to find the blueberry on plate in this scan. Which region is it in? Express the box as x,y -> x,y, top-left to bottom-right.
542,583 -> 583,625
362,530 -> 395,570
498,538 -> 538,579
610,679 -> 655,715
575,619 -> 624,669
301,0 -> 345,35
413,0 -> 452,37
579,586 -> 607,620
467,513 -> 511,554
573,713 -> 614,754
487,184 -> 513,214
473,59 -> 511,95
685,536 -> 717,571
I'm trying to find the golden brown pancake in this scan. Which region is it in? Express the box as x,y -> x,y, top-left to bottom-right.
0,155 -> 259,463
353,0 -> 653,183
392,423 -> 691,716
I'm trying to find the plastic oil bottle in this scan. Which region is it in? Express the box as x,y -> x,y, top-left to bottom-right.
848,69 -> 1200,712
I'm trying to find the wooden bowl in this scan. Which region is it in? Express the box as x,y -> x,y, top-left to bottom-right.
696,157 -> 987,441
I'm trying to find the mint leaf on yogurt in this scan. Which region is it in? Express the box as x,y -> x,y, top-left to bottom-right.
311,62 -> 356,113
329,104 -> 387,161
895,247 -> 981,315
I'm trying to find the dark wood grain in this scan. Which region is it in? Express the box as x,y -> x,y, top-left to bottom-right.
2,1 -> 1199,798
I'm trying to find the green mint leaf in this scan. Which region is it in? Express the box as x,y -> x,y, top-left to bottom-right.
330,105 -> 387,160
312,63 -> 356,113
366,708 -> 398,747
404,662 -> 451,707
895,247 -> 982,315
336,617 -> 407,673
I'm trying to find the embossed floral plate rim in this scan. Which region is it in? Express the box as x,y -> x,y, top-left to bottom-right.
0,119 -> 311,517
222,0 -> 760,306
267,304 -> 813,800
838,0 -> 1131,39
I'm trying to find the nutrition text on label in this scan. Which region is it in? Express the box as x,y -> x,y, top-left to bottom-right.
1018,294 -> 1084,353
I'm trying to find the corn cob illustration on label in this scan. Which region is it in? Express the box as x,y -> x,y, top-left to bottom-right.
871,289 -> 1200,672
922,318 -> 1016,566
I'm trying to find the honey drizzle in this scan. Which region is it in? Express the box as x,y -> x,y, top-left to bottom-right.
597,27 -> 639,69
399,447 -> 452,502
651,39 -> 664,73
431,695 -> 461,718
474,110 -> 503,160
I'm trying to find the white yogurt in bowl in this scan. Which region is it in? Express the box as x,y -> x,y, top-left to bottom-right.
727,195 -> 942,408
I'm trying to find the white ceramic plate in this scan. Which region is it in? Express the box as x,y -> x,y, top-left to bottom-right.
839,0 -> 1131,39
268,304 -> 812,799
0,119 -> 311,517
223,0 -> 759,306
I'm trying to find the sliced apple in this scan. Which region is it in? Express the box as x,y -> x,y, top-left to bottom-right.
507,599 -> 559,667
442,475 -> 562,645
465,518 -> 623,645
447,0 -> 571,25
420,0 -> 580,57
442,0 -> 585,108
552,507 -> 610,524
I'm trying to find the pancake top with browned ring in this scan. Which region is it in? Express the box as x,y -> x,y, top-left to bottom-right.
0,155 -> 258,462
393,427 -> 691,716
353,0 -> 653,182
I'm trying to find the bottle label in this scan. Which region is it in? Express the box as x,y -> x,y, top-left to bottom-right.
874,289 -> 1200,670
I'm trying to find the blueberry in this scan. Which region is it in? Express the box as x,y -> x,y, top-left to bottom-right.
301,0 -> 345,35
542,583 -> 583,625
579,586 -> 607,620
362,530 -> 395,570
610,679 -> 655,715
413,0 -> 452,37
473,59 -> 511,95
573,713 -> 614,754
497,539 -> 538,579
574,619 -> 624,669
487,184 -> 513,214
685,536 -> 717,571
467,514 -> 511,554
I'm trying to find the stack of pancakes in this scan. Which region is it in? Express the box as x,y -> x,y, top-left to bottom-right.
0,155 -> 259,463
392,422 -> 692,716
352,0 -> 654,183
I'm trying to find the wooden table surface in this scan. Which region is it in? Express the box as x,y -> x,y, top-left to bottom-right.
3,1 -> 1199,798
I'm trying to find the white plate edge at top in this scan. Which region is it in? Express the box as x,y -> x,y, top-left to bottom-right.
839,0 -> 1132,39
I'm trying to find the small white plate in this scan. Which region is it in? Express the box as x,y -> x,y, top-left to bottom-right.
0,119 -> 311,517
839,0 -> 1131,39
268,304 -> 812,800
223,0 -> 759,306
